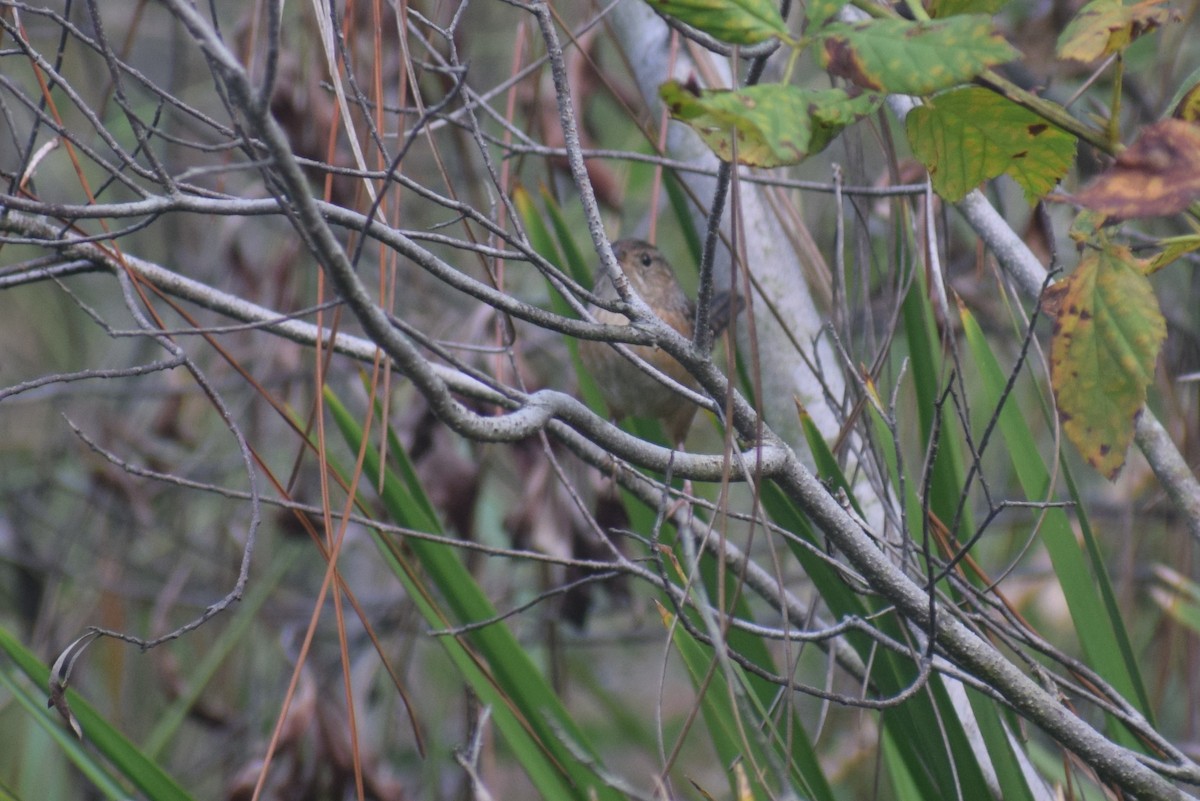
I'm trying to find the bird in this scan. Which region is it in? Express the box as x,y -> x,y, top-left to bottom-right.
578,239 -> 740,445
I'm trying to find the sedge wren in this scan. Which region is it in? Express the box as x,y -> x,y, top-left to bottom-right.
578,239 -> 740,445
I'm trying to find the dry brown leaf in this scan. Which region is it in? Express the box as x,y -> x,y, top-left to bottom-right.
1069,119 -> 1200,219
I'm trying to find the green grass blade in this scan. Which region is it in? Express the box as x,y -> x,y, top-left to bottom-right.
960,304 -> 1150,732
1152,565 -> 1200,634
0,668 -> 127,799
799,403 -> 865,517
662,172 -> 703,265
656,602 -> 775,801
538,186 -> 593,287
1058,452 -> 1154,721
965,687 -> 1040,801
0,775 -> 25,801
0,626 -> 194,801
686,513 -> 839,801
900,263 -> 974,537
798,383 -> 995,799
324,387 -> 623,801
613,473 -> 837,799
760,479 -> 995,800
367,531 -> 582,799
513,187 -> 607,416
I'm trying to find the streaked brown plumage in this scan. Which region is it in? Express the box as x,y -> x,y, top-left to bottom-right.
578,239 -> 738,445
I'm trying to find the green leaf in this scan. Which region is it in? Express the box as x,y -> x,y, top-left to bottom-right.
929,0 -> 1009,18
906,87 -> 1076,202
817,16 -> 1018,95
643,0 -> 789,45
806,0 -> 850,31
1056,0 -> 1178,62
660,81 -> 881,167
1048,245 -> 1166,478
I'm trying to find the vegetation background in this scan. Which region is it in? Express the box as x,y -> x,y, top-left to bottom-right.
1,1 -> 1200,800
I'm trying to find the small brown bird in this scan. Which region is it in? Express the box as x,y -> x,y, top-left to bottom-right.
578,239 -> 739,445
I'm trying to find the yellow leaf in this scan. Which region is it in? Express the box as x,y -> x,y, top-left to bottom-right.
1049,246 -> 1165,478
1056,0 -> 1178,62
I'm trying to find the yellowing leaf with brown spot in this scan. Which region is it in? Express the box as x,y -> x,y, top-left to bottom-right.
1050,245 -> 1165,479
1168,65 -> 1200,121
1056,0 -> 1178,62
907,87 -> 1076,202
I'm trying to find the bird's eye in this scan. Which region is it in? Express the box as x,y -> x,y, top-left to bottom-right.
640,253 -> 653,267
